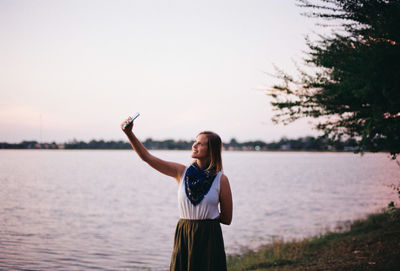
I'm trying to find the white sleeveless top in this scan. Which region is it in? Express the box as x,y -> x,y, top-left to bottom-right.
178,167 -> 222,220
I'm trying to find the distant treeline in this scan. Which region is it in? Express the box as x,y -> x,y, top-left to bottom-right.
0,136 -> 360,152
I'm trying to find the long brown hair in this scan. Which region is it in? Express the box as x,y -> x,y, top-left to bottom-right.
198,131 -> 223,172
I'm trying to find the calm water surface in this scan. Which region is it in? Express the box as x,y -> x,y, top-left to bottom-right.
0,150 -> 399,270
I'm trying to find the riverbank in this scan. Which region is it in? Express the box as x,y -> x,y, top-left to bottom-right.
227,209 -> 400,271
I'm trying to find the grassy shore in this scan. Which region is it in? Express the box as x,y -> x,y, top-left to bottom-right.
227,209 -> 400,271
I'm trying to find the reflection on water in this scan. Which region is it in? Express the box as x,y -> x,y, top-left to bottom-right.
0,150 -> 399,270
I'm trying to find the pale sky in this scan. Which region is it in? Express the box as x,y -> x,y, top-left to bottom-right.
0,0 -> 323,143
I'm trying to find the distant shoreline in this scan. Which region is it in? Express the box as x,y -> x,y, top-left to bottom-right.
0,136 -> 365,152
0,148 -> 372,154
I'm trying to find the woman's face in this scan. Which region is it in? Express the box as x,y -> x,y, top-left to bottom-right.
191,134 -> 209,160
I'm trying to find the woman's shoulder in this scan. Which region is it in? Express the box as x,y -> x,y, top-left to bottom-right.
176,164 -> 189,183
219,173 -> 229,184
218,173 -> 232,199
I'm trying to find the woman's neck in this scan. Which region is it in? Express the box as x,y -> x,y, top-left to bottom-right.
195,159 -> 210,170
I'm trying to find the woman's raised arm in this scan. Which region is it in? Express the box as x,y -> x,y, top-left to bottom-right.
121,118 -> 186,182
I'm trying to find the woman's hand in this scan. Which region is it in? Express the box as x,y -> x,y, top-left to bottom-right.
121,117 -> 134,134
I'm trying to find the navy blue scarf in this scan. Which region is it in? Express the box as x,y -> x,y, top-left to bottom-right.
184,163 -> 217,206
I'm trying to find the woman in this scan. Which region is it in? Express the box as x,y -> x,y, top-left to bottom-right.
121,117 -> 233,271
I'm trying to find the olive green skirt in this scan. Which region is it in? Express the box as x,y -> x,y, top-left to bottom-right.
170,219 -> 227,271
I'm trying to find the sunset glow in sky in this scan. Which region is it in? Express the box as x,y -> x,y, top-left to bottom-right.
0,0 -> 323,143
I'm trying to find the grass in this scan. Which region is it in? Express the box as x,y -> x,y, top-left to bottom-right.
227,209 -> 400,271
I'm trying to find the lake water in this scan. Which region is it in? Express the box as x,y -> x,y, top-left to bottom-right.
1,150 -> 399,270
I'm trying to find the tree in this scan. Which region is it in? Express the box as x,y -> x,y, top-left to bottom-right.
267,0 -> 400,158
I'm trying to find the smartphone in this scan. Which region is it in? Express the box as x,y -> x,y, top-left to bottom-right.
124,112 -> 140,129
